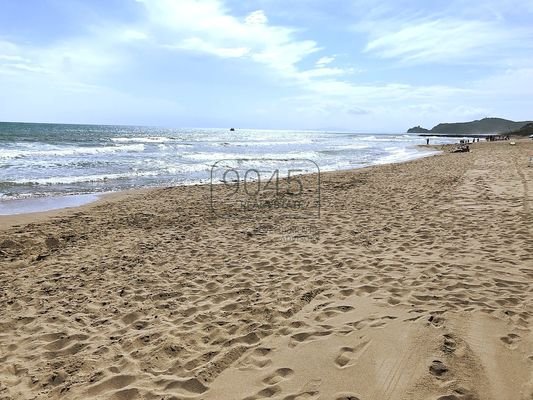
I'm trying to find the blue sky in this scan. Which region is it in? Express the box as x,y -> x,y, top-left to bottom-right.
1,0 -> 532,131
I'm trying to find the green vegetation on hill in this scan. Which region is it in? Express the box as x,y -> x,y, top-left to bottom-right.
406,125 -> 430,133
508,122 -> 533,136
407,117 -> 532,135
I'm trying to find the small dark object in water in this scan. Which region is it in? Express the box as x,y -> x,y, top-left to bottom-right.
230,128 -> 235,131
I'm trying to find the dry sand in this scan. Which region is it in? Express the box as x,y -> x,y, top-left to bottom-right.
0,140 -> 531,400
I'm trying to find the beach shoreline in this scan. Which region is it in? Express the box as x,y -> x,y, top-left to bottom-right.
0,124 -> 450,205
0,143 -> 443,227
0,139 -> 531,400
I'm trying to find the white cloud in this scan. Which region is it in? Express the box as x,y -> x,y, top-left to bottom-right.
315,56 -> 335,66
359,12 -> 533,65
5,0 -> 474,127
119,29 -> 149,42
3,0 -> 533,130
137,0 -> 322,78
168,37 -> 250,58
245,10 -> 268,25
0,40 -> 48,76
0,54 -> 26,62
0,28 -> 140,108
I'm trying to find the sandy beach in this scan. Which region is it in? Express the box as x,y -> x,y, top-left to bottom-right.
0,140 -> 531,400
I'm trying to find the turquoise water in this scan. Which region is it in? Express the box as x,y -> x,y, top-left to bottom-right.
0,122 -> 457,202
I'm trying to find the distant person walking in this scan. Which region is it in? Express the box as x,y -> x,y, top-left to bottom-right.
426,138 -> 430,145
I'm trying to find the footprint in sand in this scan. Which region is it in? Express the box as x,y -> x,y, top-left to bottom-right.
238,347 -> 273,370
324,305 -> 355,313
281,379 -> 322,400
110,387 -> 140,400
162,377 -> 208,394
314,305 -> 354,322
262,368 -> 294,385
442,334 -> 457,354
500,333 -> 521,349
242,385 -> 282,400
314,311 -> 339,322
427,314 -> 445,327
244,383 -> 317,400
258,386 -> 283,398
86,375 -> 138,397
339,289 -> 356,297
289,330 -> 332,347
429,360 -> 449,377
435,390 -> 477,400
334,394 -> 361,400
368,315 -> 397,328
335,347 -> 356,368
334,340 -> 370,368
282,391 -> 319,400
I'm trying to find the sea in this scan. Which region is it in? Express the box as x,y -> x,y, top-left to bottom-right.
0,122 -> 460,214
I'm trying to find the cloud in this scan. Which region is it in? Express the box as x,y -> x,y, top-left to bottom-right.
356,5 -> 533,65
364,18 -> 523,63
315,56 -> 335,66
119,29 -> 149,42
2,0 -> 471,121
166,37 -> 250,58
245,10 -> 268,25
136,0 -> 323,78
0,40 -> 47,76
133,0 -> 376,91
3,0 -> 533,130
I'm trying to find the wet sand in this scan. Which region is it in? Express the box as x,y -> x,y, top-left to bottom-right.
0,140 -> 532,400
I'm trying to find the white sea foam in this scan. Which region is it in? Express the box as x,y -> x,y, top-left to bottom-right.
0,143 -> 145,159
375,146 -> 439,165
8,170 -> 159,185
110,136 -> 188,144
180,151 -> 320,162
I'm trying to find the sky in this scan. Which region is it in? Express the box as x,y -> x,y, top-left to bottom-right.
1,0 -> 533,132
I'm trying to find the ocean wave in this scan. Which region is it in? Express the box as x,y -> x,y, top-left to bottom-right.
375,147 -> 439,165
0,143 -> 145,159
220,139 -> 315,147
180,151 -> 319,162
110,136 -> 189,144
2,170 -> 160,185
0,126 -> 447,201
0,162 -> 213,186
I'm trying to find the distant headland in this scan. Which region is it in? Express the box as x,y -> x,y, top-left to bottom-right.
407,117 -> 533,136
